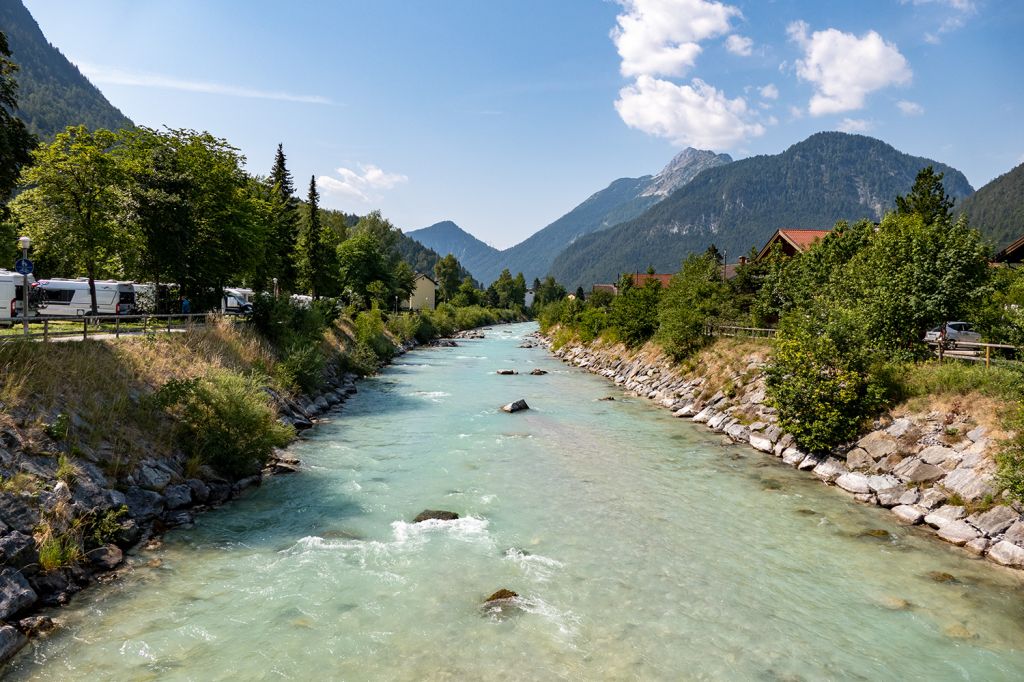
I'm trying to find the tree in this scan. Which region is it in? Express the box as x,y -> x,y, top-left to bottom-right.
267,143 -> 300,291
657,253 -> 736,359
12,126 -> 125,313
575,286 -> 585,301
434,253 -> 461,302
119,127 -> 271,308
297,175 -> 338,299
704,243 -> 724,265
0,31 -> 35,219
896,166 -> 955,226
610,278 -> 662,347
490,269 -> 525,308
513,272 -> 527,307
337,231 -> 390,306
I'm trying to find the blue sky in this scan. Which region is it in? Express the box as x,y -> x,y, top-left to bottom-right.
22,0 -> 1024,248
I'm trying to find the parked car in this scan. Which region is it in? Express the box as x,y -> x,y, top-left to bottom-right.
222,288 -> 254,316
923,321 -> 982,348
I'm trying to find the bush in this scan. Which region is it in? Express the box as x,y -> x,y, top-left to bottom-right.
609,281 -> 661,347
998,408 -> 1024,503
158,370 -> 294,478
353,306 -> 395,363
657,254 -> 735,360
275,342 -> 327,393
766,306 -> 888,453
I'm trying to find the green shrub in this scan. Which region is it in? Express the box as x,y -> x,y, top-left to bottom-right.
38,532 -> 82,572
275,342 -> 327,393
609,281 -> 661,347
656,254 -> 735,360
997,405 -> 1024,504
160,370 -> 294,478
353,306 -> 395,362
766,306 -> 888,453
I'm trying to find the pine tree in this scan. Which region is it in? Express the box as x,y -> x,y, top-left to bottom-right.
298,175 -> 330,299
268,143 -> 299,291
0,31 -> 36,219
896,166 -> 954,226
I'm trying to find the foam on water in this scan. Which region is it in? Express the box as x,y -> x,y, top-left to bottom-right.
9,321 -> 1024,681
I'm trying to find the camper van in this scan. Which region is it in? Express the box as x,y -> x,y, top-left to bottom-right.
222,287 -> 254,315
34,279 -> 136,317
0,269 -> 38,325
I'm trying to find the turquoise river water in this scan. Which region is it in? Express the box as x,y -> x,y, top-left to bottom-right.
7,322 -> 1024,680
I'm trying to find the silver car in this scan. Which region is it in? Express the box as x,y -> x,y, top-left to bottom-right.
923,321 -> 982,348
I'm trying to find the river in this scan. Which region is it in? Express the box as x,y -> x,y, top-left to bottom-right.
7,322 -> 1024,680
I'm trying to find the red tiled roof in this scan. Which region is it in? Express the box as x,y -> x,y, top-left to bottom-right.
756,228 -> 831,261
630,273 -> 674,288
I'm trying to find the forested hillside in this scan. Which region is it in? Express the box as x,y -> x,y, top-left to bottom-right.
0,0 -> 132,138
549,132 -> 974,289
958,163 -> 1024,249
409,148 -> 730,283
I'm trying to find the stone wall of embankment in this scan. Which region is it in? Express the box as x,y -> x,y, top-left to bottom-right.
0,318 -> 425,663
545,333 -> 1024,574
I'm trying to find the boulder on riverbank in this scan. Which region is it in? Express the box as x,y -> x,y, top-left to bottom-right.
501,399 -> 529,413
413,510 -> 460,523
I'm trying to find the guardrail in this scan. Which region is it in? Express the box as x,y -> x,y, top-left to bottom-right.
0,313 -> 214,342
926,339 -> 1019,368
708,324 -> 778,338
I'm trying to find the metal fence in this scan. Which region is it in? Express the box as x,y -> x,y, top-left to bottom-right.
0,313 -> 214,343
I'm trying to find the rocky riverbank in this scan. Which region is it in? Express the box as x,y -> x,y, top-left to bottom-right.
0,335 -> 422,664
544,333 -> 1024,574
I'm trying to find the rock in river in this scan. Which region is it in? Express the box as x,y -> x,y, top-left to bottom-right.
496,369 -> 518,375
482,588 -> 521,616
501,399 -> 529,413
529,369 -> 548,375
413,510 -> 460,523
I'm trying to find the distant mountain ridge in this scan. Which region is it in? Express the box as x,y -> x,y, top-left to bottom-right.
407,148 -> 731,283
548,132 -> 975,289
957,163 -> 1024,250
1,0 -> 132,138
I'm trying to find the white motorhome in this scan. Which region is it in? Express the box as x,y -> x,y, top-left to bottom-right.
35,278 -> 136,317
222,287 -> 254,315
0,269 -> 37,324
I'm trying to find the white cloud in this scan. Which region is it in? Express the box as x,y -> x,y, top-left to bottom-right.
318,164 -> 408,203
79,63 -> 332,104
724,34 -> 753,56
902,0 -> 976,42
615,75 -> 765,149
838,117 -> 872,133
788,21 -> 911,116
759,83 -> 779,100
612,0 -> 741,77
788,105 -> 804,119
897,100 -> 925,116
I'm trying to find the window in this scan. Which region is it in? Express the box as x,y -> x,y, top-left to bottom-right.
43,288 -> 75,303
119,291 -> 135,304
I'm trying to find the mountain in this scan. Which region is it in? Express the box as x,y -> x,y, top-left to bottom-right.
549,132 -> 975,290
405,220 -> 501,279
958,163 -> 1024,250
408,148 -> 731,284
395,231 -> 477,285
0,0 -> 132,138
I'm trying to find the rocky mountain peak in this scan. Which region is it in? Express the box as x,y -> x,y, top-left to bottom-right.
641,148 -> 733,198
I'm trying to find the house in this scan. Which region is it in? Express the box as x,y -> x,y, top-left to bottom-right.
591,283 -> 618,296
407,273 -> 436,311
524,289 -> 535,308
994,234 -> 1024,264
721,256 -> 750,281
755,228 -> 831,261
629,272 -> 674,288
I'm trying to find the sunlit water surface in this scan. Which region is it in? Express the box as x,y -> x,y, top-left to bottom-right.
8,322 -> 1024,680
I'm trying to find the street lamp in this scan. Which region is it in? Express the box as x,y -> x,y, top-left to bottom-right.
18,236 -> 30,336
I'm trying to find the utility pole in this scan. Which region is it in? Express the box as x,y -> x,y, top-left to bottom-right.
18,236 -> 30,336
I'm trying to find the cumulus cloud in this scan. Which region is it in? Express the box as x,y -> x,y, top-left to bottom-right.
838,118 -> 872,133
897,100 -> 925,116
759,83 -> 779,100
724,34 -> 753,56
788,21 -> 911,116
615,75 -> 765,148
318,164 -> 408,203
612,0 -> 741,77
